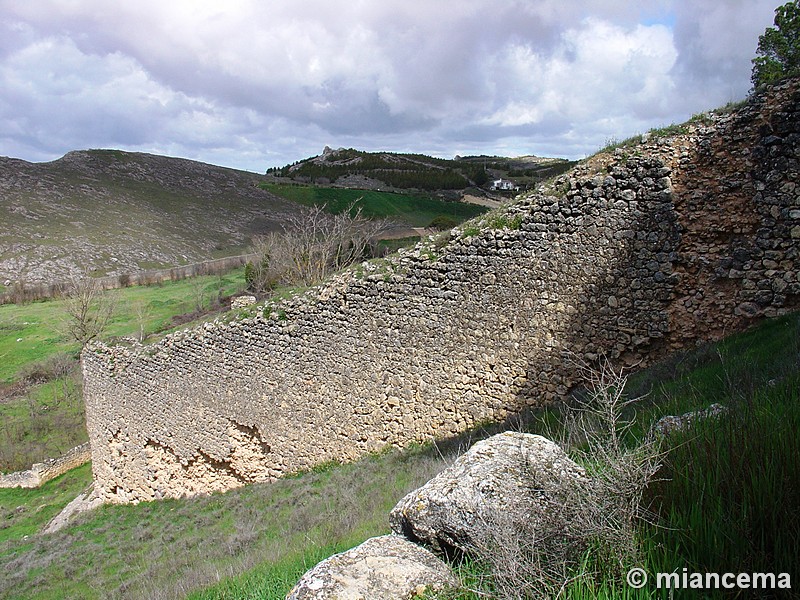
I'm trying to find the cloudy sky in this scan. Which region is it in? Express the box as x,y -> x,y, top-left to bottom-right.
0,1 -> 781,172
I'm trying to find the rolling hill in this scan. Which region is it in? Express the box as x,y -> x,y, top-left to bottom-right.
0,150 -> 298,285
0,148 -> 523,288
267,147 -> 575,196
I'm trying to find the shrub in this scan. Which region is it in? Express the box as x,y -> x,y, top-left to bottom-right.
429,215 -> 459,231
461,358 -> 663,598
18,352 -> 78,384
246,203 -> 388,292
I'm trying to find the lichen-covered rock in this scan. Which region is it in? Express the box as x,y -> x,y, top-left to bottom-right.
653,403 -> 727,435
389,432 -> 587,556
285,535 -> 456,600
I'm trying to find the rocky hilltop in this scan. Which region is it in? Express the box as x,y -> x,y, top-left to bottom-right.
267,147 -> 575,196
0,150 -> 295,284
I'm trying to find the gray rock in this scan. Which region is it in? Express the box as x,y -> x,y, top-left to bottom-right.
653,403 -> 728,436
285,535 -> 456,600
389,432 -> 587,556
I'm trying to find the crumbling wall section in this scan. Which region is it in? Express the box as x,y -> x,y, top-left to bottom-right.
0,443 -> 91,489
82,80 -> 800,504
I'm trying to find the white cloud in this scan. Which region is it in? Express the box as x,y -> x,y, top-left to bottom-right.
0,0 -> 781,170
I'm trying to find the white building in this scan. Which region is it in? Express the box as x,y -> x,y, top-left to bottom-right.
489,178 -> 519,191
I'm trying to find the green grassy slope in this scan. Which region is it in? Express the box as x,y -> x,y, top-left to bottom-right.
261,184 -> 488,227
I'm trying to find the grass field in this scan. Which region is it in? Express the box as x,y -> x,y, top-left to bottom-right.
261,183 -> 488,227
0,269 -> 247,384
0,270 -> 248,471
0,313 -> 797,599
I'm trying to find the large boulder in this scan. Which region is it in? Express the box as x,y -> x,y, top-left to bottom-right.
285,534 -> 457,600
389,431 -> 588,556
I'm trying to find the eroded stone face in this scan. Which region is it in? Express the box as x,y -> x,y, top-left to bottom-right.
285,535 -> 457,600
82,79 -> 800,504
389,432 -> 588,556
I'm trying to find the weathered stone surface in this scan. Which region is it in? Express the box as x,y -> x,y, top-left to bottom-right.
0,443 -> 91,489
653,403 -> 728,436
389,432 -> 587,555
285,535 -> 456,600
81,78 -> 800,504
231,295 -> 257,309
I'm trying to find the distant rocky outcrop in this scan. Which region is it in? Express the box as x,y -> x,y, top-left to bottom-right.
268,146 -> 574,195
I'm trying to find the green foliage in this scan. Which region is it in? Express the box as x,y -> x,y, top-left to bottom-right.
261,184 -> 487,228
470,166 -> 489,187
752,0 -> 800,87
274,149 -> 470,190
486,213 -> 523,230
649,122 -> 689,138
244,262 -> 255,289
0,370 -> 87,471
0,463 -> 93,541
429,215 -> 460,231
596,134 -> 643,155
376,235 -> 421,254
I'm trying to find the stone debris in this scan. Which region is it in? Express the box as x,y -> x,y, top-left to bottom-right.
653,403 -> 728,436
285,535 -> 457,600
231,295 -> 257,309
43,483 -> 104,534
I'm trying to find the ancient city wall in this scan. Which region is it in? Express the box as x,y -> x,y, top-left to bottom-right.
0,443 -> 91,489
82,80 -> 800,504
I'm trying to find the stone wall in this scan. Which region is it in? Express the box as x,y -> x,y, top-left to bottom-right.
82,80 -> 800,504
0,443 -> 91,489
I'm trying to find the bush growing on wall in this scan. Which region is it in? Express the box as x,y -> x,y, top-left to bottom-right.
246,203 -> 388,293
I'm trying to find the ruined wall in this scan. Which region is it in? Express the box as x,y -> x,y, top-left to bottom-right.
82,80 -> 800,504
0,443 -> 91,489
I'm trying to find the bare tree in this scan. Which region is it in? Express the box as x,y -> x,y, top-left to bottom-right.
131,298 -> 152,342
247,203 -> 389,292
62,272 -> 116,345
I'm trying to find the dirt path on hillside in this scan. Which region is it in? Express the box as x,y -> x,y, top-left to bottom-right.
379,226 -> 433,239
462,194 -> 502,208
